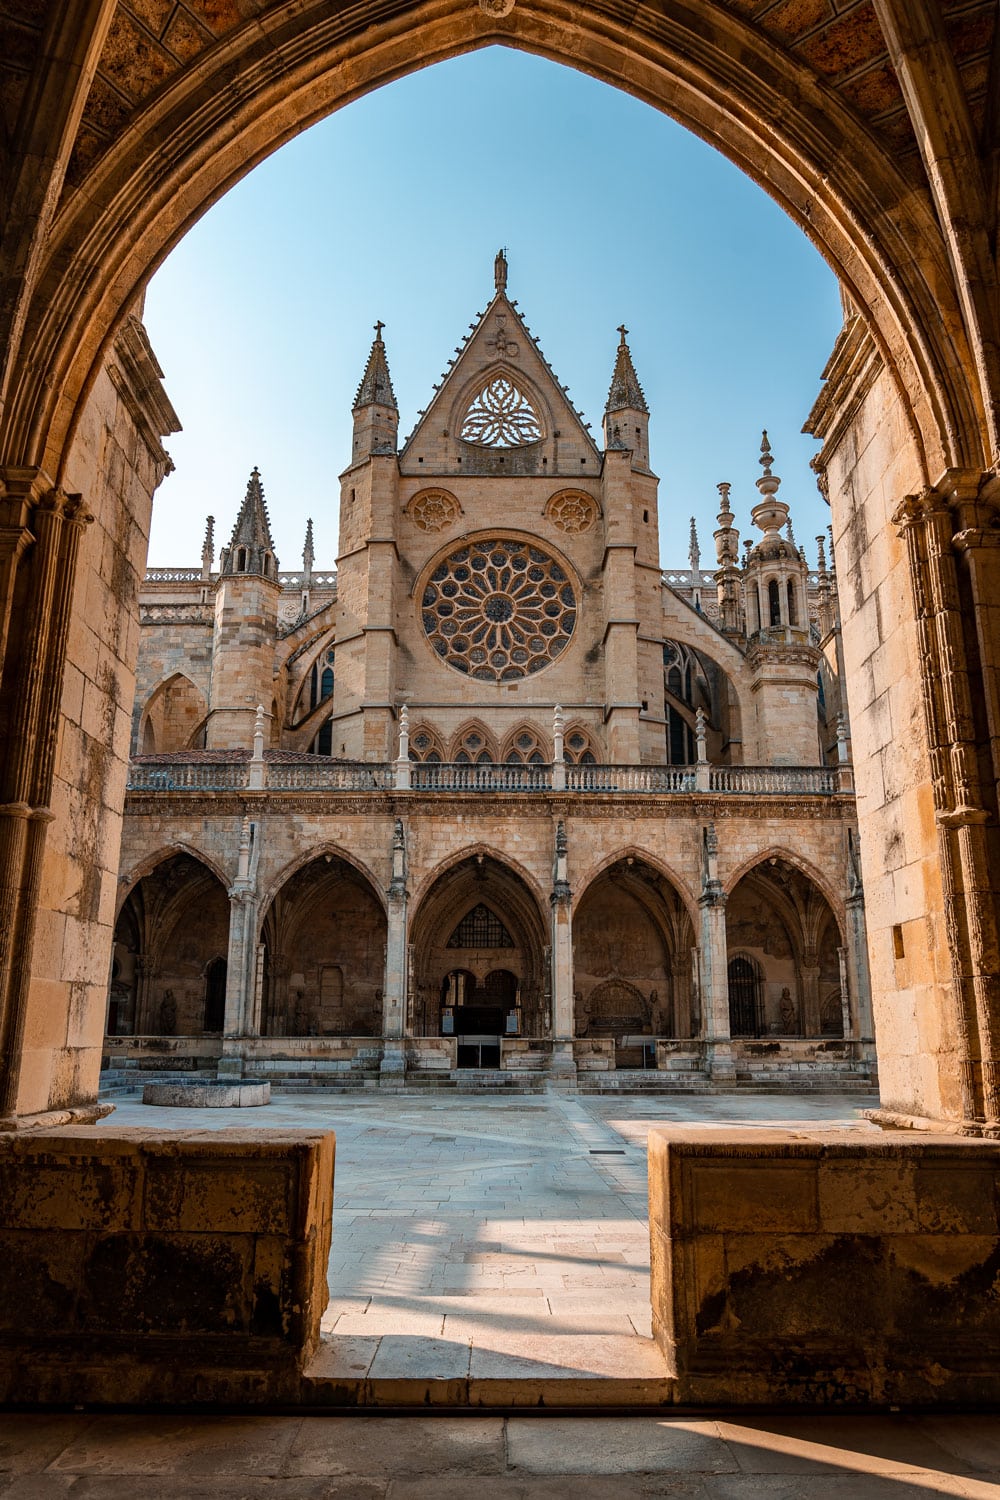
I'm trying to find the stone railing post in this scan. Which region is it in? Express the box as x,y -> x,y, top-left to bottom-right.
552,704 -> 566,791
694,707 -> 710,792
249,704 -> 266,790
394,704 -> 411,790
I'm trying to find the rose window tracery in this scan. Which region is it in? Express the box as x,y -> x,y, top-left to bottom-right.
460,376 -> 542,447
407,490 -> 461,533
546,491 -> 598,535
421,538 -> 577,682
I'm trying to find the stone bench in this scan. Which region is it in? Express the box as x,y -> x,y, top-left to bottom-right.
648,1127 -> 1000,1406
0,1127 -> 334,1406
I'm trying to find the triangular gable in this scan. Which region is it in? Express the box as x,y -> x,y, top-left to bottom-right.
400,288 -> 601,477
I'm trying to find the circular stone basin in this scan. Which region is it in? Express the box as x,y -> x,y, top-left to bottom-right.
142,1081 -> 271,1108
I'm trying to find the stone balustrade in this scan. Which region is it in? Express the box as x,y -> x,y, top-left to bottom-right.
126,759 -> 848,795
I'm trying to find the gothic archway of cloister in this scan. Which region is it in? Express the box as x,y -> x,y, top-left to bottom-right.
108,849 -> 230,1038
725,855 -> 845,1039
408,850 -> 549,1042
3,0 -> 999,1126
573,854 -> 699,1051
257,853 -> 388,1038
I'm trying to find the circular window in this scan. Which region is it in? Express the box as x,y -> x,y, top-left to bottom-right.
421,538 -> 577,682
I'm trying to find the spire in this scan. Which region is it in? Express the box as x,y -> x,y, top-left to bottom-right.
353,321 -> 397,412
221,466 -> 278,577
713,481 -> 742,633
494,247 -> 508,293
605,325 -> 649,415
688,517 -> 701,573
200,515 -> 215,580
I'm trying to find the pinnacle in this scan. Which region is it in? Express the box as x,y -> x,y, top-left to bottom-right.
353,322 -> 398,412
605,325 -> 648,415
224,465 -> 278,572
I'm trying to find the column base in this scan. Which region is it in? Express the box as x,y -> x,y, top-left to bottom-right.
548,1040 -> 577,1077
380,1042 -> 406,1076
706,1042 -> 737,1083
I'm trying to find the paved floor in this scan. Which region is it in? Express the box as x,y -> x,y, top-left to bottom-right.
3,1411 -> 1000,1495
100,1090 -> 880,1383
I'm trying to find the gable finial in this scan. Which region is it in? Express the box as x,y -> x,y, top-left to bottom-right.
374,319 -> 385,341
494,248 -> 508,293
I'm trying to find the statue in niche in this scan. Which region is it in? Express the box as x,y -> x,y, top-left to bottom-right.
779,987 -> 798,1034
158,990 -> 176,1035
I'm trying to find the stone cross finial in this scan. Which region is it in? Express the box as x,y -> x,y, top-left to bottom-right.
374,320 -> 385,340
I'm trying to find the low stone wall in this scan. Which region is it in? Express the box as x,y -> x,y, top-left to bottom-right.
648,1128 -> 1000,1406
0,1127 -> 334,1406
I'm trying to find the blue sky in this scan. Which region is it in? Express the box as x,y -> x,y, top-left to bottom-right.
143,46 -> 842,572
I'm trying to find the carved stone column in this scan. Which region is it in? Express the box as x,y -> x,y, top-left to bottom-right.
0,473 -> 93,1117
549,820 -> 575,1074
224,816 -> 259,1041
896,482 -> 1000,1127
845,832 -> 874,1042
382,818 -> 408,1075
699,823 -> 735,1081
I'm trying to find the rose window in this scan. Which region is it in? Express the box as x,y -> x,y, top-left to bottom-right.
460,376 -> 543,447
421,538 -> 577,682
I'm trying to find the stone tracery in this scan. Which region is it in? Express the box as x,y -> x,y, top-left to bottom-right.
421,537 -> 576,681
460,375 -> 542,446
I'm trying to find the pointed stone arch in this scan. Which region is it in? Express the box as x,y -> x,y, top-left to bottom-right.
138,673 -> 209,755
409,848 -> 549,1039
408,723 -> 446,763
724,845 -> 845,931
501,723 -> 549,764
110,849 -> 231,1036
259,842 -> 386,920
448,719 -> 499,764
725,851 -> 845,1037
257,848 -> 388,1037
573,850 -> 699,1043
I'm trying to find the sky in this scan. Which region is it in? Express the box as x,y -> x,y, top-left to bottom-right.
143,46 -> 843,573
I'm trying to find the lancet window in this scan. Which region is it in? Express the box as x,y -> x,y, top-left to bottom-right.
451,725 -> 498,763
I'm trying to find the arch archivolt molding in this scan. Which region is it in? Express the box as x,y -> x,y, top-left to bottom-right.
257,841 -> 388,921
1,2 -> 986,486
572,844 -> 699,929
118,842 -> 230,916
408,841 -> 549,921
724,844 -> 846,936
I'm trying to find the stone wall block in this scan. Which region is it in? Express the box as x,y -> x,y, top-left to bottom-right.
650,1128 -> 1000,1405
0,1128 -> 335,1404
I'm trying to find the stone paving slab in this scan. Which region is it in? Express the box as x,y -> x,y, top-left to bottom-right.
96,1091 -> 880,1404
2,1414 -> 999,1497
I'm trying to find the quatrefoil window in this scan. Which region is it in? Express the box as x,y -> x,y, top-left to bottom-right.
421,538 -> 577,682
460,376 -> 543,447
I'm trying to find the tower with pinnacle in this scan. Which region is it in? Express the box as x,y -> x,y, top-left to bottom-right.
205,466 -> 282,749
740,433 -> 821,763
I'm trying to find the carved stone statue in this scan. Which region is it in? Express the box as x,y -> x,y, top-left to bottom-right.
779,987 -> 797,1034
158,990 -> 176,1035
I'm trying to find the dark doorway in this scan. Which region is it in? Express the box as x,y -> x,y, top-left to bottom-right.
728,955 -> 763,1037
204,956 -> 228,1032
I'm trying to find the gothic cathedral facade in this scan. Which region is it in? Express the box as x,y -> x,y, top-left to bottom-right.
108,254 -> 873,1092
